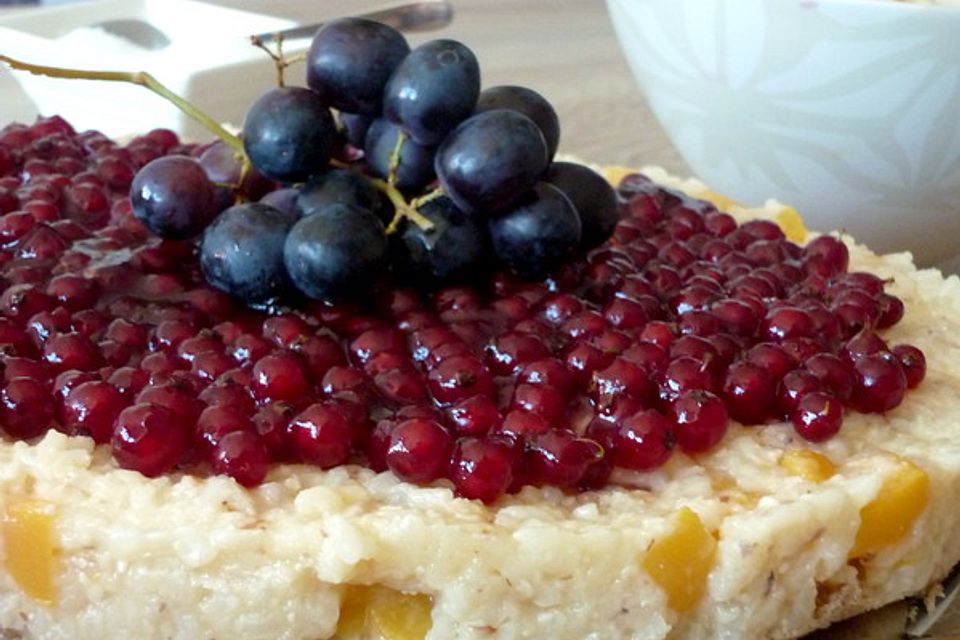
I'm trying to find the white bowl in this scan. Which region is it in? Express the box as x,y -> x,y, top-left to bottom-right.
0,0 -> 303,140
607,0 -> 960,267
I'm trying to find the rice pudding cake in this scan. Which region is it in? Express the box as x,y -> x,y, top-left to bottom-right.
0,115 -> 957,640
0,18 -> 958,636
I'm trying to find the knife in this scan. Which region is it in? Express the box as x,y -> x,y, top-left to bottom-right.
251,0 -> 454,44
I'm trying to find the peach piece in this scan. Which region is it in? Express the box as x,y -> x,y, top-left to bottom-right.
780,449 -> 837,483
849,458 -> 930,559
337,584 -> 433,640
643,507 -> 717,612
2,499 -> 58,605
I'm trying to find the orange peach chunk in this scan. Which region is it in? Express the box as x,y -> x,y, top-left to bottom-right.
849,458 -> 930,559
775,206 -> 808,243
780,449 -> 836,483
337,584 -> 433,640
2,499 -> 58,605
643,507 -> 717,612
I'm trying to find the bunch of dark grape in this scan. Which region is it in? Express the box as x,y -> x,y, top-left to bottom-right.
129,18 -> 618,306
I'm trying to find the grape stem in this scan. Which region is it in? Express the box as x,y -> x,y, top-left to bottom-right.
0,53 -> 243,154
387,129 -> 407,186
411,187 -> 445,209
249,34 -> 306,88
329,158 -> 435,234
368,176 -> 436,234
368,129 -> 439,234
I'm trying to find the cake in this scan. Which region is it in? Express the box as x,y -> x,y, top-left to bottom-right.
1,121 -> 959,638
2,17 -> 959,639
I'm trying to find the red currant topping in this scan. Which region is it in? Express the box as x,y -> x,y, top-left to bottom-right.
135,381 -> 203,426
252,353 -> 309,403
0,132 -> 931,494
638,320 -> 677,350
762,306 -> 814,342
449,436 -> 517,503
42,332 -> 102,372
446,394 -> 502,437
659,356 -> 715,402
745,343 -> 796,381
842,329 -> 888,362
891,344 -> 926,389
778,370 -> 822,415
791,392 -> 843,442
562,342 -> 614,385
711,298 -> 759,337
261,314 -> 311,349
803,353 -> 855,402
667,389 -> 729,452
111,403 -> 189,477
876,293 -> 904,329
288,402 -> 354,468
486,331 -> 549,375
517,358 -> 577,394
195,404 -> 252,456
511,383 -> 568,425
613,409 -> 674,470
531,432 -> 601,488
852,352 -> 907,413
722,361 -> 777,424
108,366 -> 150,398
1,377 -> 55,439
427,355 -> 494,404
803,235 -> 849,276
386,418 -> 453,483
61,380 -> 127,443
603,297 -> 650,330
592,357 -> 654,409
252,402 -> 296,461
211,431 -> 271,487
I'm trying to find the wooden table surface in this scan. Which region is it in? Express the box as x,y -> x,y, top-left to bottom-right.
0,1 -> 958,638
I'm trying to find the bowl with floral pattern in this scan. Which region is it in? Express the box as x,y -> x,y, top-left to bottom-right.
607,0 -> 960,267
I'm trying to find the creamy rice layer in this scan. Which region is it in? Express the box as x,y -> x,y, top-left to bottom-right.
2,176 -> 960,640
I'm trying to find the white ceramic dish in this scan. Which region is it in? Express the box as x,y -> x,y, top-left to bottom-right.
607,0 -> 960,267
0,0 -> 306,140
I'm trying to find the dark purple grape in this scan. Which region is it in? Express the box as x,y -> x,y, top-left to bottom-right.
383,39 -> 480,145
364,118 -> 436,193
475,85 -> 560,160
545,161 -> 618,250
242,87 -> 336,183
295,168 -> 389,224
198,140 -> 272,212
283,204 -> 388,300
488,183 -> 581,279
130,155 -> 216,239
393,195 -> 490,284
340,112 -> 373,147
435,110 -> 548,216
199,202 -> 297,303
306,18 -> 410,115
259,187 -> 298,216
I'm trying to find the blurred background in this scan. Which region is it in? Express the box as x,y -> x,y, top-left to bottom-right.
2,0 -> 957,271
0,0 -> 688,173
